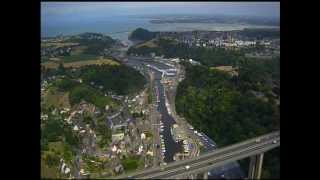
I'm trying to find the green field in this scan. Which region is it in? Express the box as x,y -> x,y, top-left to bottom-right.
41,158 -> 60,178
41,56 -> 51,63
121,155 -> 144,172
135,39 -> 158,48
59,54 -> 100,63
41,141 -> 75,179
42,58 -> 120,69
43,86 -> 71,109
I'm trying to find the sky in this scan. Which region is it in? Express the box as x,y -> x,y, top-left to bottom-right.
42,2 -> 280,22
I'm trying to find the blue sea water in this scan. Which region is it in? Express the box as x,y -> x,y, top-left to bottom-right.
41,15 -> 278,42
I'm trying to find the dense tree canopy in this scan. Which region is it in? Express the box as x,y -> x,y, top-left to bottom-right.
176,65 -> 279,145
129,28 -> 158,41
66,32 -> 116,55
41,114 -> 80,150
175,60 -> 279,178
42,63 -> 146,97
128,38 -> 243,67
68,84 -> 114,109
79,64 -> 146,95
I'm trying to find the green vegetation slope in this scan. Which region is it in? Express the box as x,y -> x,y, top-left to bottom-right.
175,61 -> 279,178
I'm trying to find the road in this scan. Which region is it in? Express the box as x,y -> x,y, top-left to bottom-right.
149,71 -> 163,167
114,131 -> 279,179
148,135 -> 279,179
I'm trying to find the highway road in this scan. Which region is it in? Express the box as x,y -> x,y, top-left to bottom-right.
114,131 -> 279,179
146,136 -> 279,179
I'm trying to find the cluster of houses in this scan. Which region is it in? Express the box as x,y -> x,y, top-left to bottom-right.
41,80 -> 49,96
157,30 -> 279,51
41,42 -> 76,58
59,159 -> 72,177
108,118 -> 154,173
189,38 -> 268,49
126,90 -> 148,117
41,71 -> 155,177
107,107 -> 130,131
76,32 -> 111,41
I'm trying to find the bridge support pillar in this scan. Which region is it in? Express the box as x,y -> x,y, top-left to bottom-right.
203,172 -> 208,179
248,153 -> 264,179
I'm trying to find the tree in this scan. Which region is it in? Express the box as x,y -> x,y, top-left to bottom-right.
57,62 -> 65,74
175,62 -> 279,177
129,28 -> 157,41
45,153 -> 60,167
42,116 -> 63,142
128,37 -> 243,67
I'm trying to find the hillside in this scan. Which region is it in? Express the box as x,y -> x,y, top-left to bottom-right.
175,61 -> 280,178
41,32 -> 116,63
41,61 -> 146,178
128,38 -> 242,67
129,28 -> 158,42
42,62 -> 146,96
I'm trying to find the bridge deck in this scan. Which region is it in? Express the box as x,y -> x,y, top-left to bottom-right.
113,131 -> 280,179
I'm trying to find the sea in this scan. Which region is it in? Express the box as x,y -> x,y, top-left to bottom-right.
41,15 -> 278,44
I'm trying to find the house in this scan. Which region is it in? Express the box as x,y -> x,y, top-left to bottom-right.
111,95 -> 123,101
60,110 -> 67,114
188,59 -> 201,66
171,58 -> 180,63
141,133 -> 146,140
73,125 -> 79,131
80,130 -> 86,133
60,162 -> 70,174
94,108 -> 101,116
164,69 -> 177,77
64,167 -> 70,174
41,114 -> 48,121
112,133 -> 125,142
114,164 -> 124,174
137,145 -> 143,155
61,163 -> 66,173
112,145 -> 117,152
107,114 -> 127,130
116,149 -> 122,154
146,151 -> 154,156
